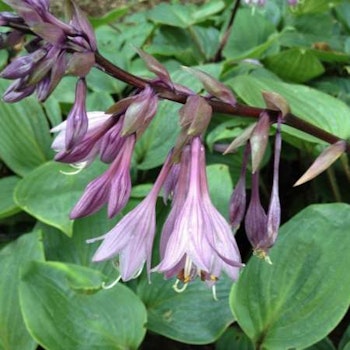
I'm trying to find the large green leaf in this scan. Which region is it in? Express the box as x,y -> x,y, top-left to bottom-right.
0,231 -> 44,350
230,203 -> 350,350
137,273 -> 234,344
15,161 -> 108,236
215,327 -> 255,350
223,8 -> 278,60
206,164 -> 233,219
264,48 -> 325,83
0,81 -> 53,176
147,2 -> 225,28
0,176 -> 21,219
305,338 -> 336,350
20,261 -> 147,350
227,75 -> 350,142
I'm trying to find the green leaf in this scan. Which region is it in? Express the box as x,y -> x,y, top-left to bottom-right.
147,2 -> 225,28
0,81 -> 52,176
294,0 -> 342,14
223,8 -> 277,60
89,7 -> 128,28
264,48 -> 325,83
227,75 -> 350,142
215,327 -> 255,350
0,231 -> 45,350
206,164 -> 232,219
340,323 -> 350,350
305,338 -> 336,350
43,97 -> 62,127
15,161 -> 108,236
86,91 -> 114,111
0,176 -> 21,219
147,3 -> 193,28
135,100 -> 180,170
230,203 -> 350,350
20,261 -> 147,350
137,273 -> 234,344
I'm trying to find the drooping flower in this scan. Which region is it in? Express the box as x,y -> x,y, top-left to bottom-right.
64,78 -> 89,150
87,153 -> 173,282
155,137 -> 242,288
0,0 -> 96,102
229,143 -> 250,230
70,135 -> 135,219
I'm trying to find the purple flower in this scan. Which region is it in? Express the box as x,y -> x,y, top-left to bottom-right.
65,78 -> 88,150
87,153 -> 173,282
229,143 -> 250,230
70,135 -> 135,219
155,137 -> 242,287
245,170 -> 268,256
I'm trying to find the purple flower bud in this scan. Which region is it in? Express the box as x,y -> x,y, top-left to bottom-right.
87,152 -> 173,281
0,48 -> 47,79
70,135 -> 135,219
136,48 -> 173,89
179,95 -> 212,136
37,49 -> 66,101
245,171 -> 268,251
250,111 -> 270,173
294,140 -> 347,187
122,86 -> 158,137
182,67 -> 236,105
162,162 -> 181,204
69,0 -> 97,51
266,116 -> 282,250
66,52 -> 95,78
0,30 -> 24,50
52,111 -> 113,165
65,78 -> 88,150
288,0 -> 298,6
229,144 -> 249,230
31,22 -> 65,45
99,118 -> 124,163
2,78 -> 35,102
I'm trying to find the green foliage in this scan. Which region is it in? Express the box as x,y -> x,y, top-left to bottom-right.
230,204 -> 350,349
1,0 -> 350,349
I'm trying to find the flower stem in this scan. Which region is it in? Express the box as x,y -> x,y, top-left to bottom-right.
94,52 -> 350,153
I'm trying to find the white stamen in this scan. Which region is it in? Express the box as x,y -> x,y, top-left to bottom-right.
212,285 -> 218,301
102,275 -> 121,289
173,279 -> 188,293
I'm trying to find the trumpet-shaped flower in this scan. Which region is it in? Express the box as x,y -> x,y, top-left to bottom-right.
87,153 -> 173,281
70,135 -> 135,219
155,137 -> 242,287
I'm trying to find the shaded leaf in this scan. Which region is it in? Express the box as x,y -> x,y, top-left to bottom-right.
0,231 -> 44,350
20,261 -> 147,350
231,203 -> 350,350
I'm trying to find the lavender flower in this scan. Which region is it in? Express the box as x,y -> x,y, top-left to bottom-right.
65,78 -> 89,150
70,135 -> 135,219
245,170 -> 268,258
0,0 -> 96,102
87,154 -> 173,282
52,110 -> 114,170
229,143 -> 250,230
155,137 -> 242,289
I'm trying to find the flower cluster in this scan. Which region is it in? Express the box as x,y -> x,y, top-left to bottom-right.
1,0 -> 330,291
0,0 -> 96,103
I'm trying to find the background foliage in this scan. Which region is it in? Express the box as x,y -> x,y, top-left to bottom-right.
0,0 -> 350,349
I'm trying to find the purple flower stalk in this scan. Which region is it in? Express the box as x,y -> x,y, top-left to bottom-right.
87,153 -> 173,282
155,137 -> 242,289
